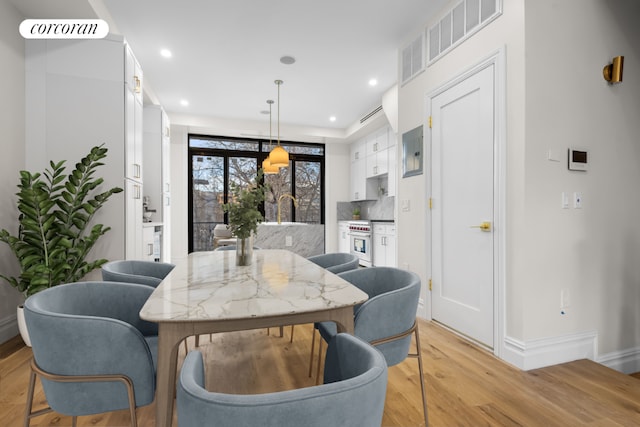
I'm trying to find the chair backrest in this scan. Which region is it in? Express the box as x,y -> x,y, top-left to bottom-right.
339,267 -> 421,366
101,259 -> 175,287
24,281 -> 157,415
214,245 -> 261,251
177,333 -> 387,427
307,252 -> 360,274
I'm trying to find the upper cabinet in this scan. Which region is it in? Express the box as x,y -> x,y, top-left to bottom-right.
350,138 -> 378,201
366,126 -> 389,178
25,35 -> 145,262
349,124 -> 396,201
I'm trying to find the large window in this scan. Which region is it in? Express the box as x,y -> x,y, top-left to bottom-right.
188,135 -> 325,252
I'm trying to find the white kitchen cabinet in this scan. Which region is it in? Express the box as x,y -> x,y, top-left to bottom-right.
366,126 -> 390,178
350,137 -> 379,201
25,35 -> 145,263
350,138 -> 365,162
143,222 -> 155,261
350,158 -> 378,201
366,147 -> 388,178
338,221 -> 350,253
142,224 -> 163,262
373,223 -> 396,267
143,105 -> 171,262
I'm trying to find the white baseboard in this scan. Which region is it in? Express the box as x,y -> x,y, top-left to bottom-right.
502,330 -> 597,371
0,312 -> 18,345
597,346 -> 640,374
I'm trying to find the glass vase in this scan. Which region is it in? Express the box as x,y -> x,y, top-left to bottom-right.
236,234 -> 254,266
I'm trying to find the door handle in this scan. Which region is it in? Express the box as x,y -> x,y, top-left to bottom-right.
470,221 -> 492,232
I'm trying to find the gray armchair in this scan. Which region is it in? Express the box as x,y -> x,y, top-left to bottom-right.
177,333 -> 388,427
101,259 -> 175,288
307,252 -> 360,274
272,252 -> 360,344
23,281 -> 158,427
311,267 -> 429,426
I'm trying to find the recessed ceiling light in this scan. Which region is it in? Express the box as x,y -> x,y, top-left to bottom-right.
329,116 -> 337,122
160,49 -> 172,58
180,99 -> 189,106
369,78 -> 378,87
280,55 -> 296,65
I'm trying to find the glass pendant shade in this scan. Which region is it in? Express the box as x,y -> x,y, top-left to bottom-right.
269,145 -> 289,167
262,157 -> 279,174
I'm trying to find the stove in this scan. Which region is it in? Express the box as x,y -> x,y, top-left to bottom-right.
347,220 -> 372,267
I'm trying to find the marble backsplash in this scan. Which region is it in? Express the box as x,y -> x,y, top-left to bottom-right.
337,195 -> 394,221
255,223 -> 324,257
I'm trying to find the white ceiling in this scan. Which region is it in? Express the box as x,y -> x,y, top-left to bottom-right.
12,0 -> 447,136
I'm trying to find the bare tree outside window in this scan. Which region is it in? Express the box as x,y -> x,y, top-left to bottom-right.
295,161 -> 321,223
189,135 -> 324,252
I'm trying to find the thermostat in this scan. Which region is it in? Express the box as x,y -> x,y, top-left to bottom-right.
568,148 -> 588,171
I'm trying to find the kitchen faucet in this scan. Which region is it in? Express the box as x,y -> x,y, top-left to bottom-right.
277,194 -> 298,224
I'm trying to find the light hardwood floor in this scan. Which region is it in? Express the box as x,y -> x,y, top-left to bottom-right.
2,319 -> 640,426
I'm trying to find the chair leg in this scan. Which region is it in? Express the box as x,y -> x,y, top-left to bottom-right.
315,338 -> 324,385
289,325 -> 295,343
24,359 -> 53,427
414,324 -> 429,427
308,328 -> 317,377
72,416 -> 77,427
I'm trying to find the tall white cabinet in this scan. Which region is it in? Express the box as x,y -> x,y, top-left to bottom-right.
143,105 -> 172,262
25,34 -> 145,264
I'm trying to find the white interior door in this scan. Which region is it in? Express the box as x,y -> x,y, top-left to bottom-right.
431,63 -> 495,348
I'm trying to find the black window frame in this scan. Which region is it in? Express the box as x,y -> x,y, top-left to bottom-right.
187,134 -> 325,253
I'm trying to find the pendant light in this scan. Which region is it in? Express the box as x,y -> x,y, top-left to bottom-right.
262,99 -> 279,174
269,79 -> 289,167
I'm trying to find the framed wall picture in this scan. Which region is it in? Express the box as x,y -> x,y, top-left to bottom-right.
402,125 -> 423,178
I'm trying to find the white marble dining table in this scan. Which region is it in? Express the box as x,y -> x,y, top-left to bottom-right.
140,249 -> 369,427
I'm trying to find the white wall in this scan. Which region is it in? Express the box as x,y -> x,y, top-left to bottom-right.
324,143 -> 351,252
169,125 -> 190,260
397,0 -> 526,332
399,0 -> 640,371
522,0 -> 640,362
0,0 -> 26,342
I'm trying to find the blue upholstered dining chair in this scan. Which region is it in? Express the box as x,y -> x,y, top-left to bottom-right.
307,252 -> 360,274
101,259 -> 175,288
177,333 -> 388,427
23,281 -> 158,427
100,259 -> 203,351
277,252 -> 360,343
214,244 -> 262,251
309,267 -> 429,426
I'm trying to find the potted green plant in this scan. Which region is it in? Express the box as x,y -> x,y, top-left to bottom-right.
222,169 -> 267,265
0,145 -> 123,345
352,207 -> 361,220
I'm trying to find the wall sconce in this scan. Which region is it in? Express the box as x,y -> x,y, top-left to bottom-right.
603,56 -> 624,84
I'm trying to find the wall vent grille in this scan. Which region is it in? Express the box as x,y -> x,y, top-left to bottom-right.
427,0 -> 502,65
400,34 -> 425,85
360,105 -> 383,124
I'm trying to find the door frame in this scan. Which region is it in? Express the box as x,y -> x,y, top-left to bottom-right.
424,47 -> 506,358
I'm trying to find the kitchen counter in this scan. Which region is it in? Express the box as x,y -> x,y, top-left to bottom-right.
255,223 -> 324,257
